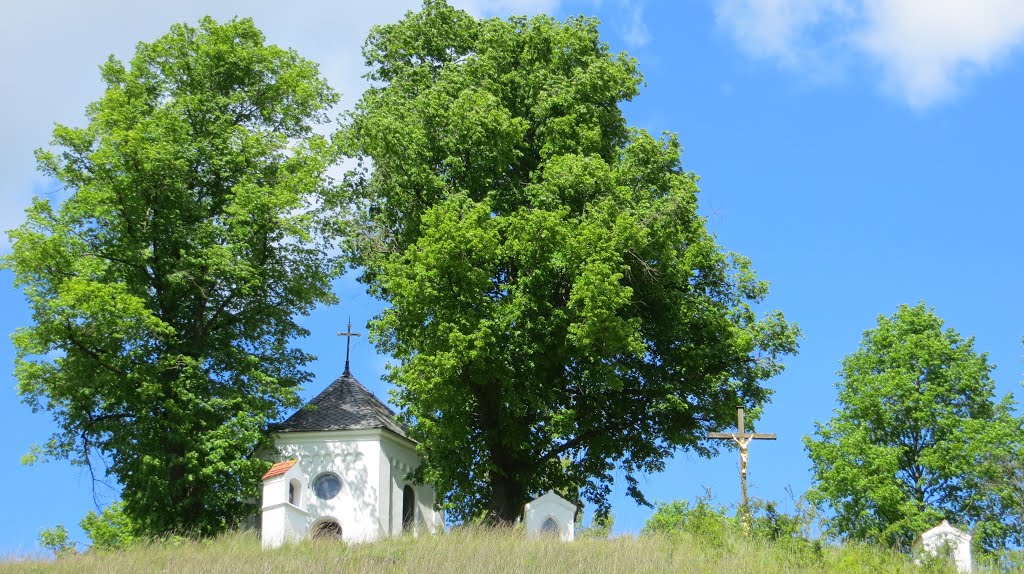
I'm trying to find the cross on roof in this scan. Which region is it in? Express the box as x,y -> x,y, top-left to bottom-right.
337,319 -> 362,376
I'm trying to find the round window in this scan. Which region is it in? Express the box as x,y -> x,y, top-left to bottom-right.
313,473 -> 342,500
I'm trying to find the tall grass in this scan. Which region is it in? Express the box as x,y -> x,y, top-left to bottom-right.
3,528 -> 963,574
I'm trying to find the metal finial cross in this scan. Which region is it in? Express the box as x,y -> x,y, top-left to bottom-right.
337,318 -> 362,376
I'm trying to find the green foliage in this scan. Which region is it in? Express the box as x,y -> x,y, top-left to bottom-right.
3,17 -> 342,536
748,499 -> 805,541
80,502 -> 138,551
39,503 -> 139,556
642,498 -> 734,543
38,525 -> 76,558
804,303 -> 1024,552
981,549 -> 1024,572
642,495 -> 809,544
577,513 -> 614,540
346,0 -> 800,524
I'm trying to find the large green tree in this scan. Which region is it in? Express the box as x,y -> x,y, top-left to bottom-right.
4,17 -> 342,535
346,1 -> 800,523
805,303 -> 1024,552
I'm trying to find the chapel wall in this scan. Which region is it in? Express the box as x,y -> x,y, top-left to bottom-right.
275,433 -> 385,543
380,438 -> 443,535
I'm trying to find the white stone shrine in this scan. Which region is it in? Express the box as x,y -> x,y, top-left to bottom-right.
524,491 -> 576,542
912,519 -> 972,573
260,366 -> 443,548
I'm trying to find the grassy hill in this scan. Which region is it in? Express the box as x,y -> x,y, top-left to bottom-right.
3,528 -> 964,574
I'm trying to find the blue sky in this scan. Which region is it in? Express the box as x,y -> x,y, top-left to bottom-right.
2,0 -> 1024,555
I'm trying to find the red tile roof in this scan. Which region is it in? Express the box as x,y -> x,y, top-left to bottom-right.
262,459 -> 296,480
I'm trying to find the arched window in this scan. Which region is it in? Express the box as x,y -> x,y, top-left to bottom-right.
402,485 -> 416,533
541,517 -> 559,536
312,520 -> 343,541
288,478 -> 301,506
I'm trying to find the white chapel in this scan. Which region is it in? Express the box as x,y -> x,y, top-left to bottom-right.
260,345 -> 442,548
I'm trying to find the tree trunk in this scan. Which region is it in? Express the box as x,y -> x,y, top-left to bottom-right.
487,469 -> 526,524
474,380 -> 529,525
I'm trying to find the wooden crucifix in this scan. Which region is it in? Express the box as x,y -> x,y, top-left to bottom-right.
708,405 -> 776,529
337,319 -> 361,376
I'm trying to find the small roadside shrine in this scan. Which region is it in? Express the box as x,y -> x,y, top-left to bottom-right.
524,491 -> 577,542
912,520 -> 972,573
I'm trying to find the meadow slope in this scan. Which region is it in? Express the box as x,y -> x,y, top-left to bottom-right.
2,528 -> 964,574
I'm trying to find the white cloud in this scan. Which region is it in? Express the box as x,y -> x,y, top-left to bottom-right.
0,0 -> 562,249
460,0 -> 563,15
857,0 -> 1024,107
713,0 -> 1024,108
621,1 -> 651,49
713,0 -> 849,66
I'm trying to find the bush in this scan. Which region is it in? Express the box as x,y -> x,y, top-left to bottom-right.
747,499 -> 802,541
641,495 -> 735,544
578,513 -> 614,540
643,492 -> 822,546
80,501 -> 138,551
39,524 -> 76,557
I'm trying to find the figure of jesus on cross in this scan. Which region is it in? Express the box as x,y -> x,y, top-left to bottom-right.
708,405 -> 776,532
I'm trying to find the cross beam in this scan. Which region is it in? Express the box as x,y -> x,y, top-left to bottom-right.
708,405 -> 776,531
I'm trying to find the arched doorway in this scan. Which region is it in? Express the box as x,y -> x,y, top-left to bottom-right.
312,519 -> 343,541
402,485 -> 416,533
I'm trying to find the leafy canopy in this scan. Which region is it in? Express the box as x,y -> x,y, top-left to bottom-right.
804,303 -> 1024,552
4,17 -> 342,536
347,0 -> 800,522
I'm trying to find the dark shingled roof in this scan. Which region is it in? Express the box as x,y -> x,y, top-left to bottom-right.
275,371 -> 408,438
